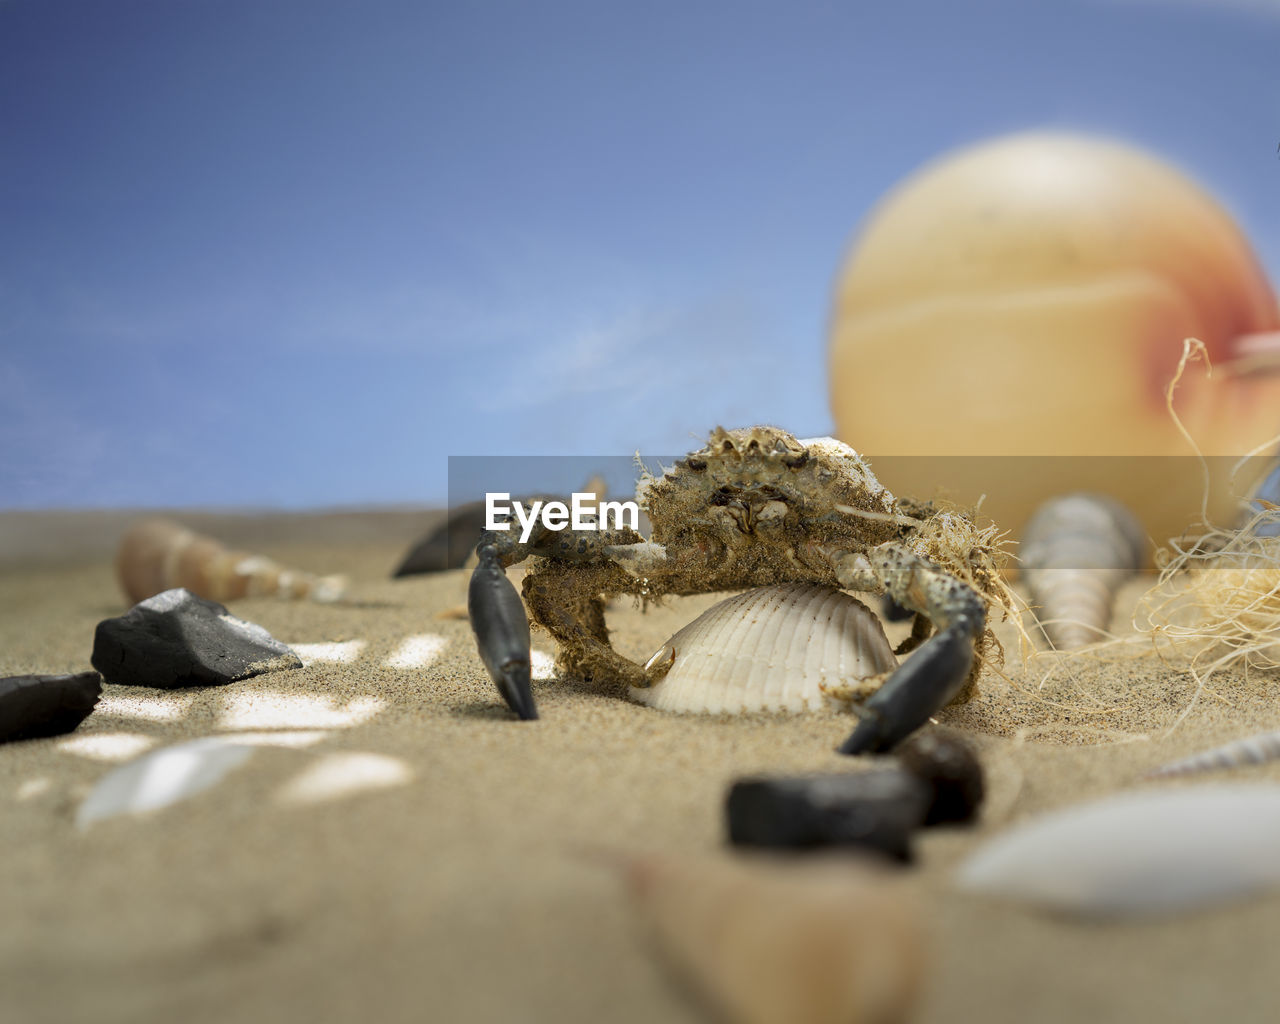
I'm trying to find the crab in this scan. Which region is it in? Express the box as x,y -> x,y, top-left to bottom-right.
468,426 -> 998,754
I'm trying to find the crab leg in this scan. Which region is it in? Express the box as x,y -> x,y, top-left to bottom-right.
468,521 -> 646,718
827,542 -> 985,754
468,540 -> 537,720
523,560 -> 651,690
838,623 -> 975,754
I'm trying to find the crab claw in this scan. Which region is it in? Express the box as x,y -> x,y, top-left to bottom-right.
837,622 -> 973,755
468,543 -> 537,720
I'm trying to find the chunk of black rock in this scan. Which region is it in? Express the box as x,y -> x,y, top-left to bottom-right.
91,588 -> 302,689
0,671 -> 103,743
726,769 -> 932,862
392,502 -> 488,577
393,493 -> 569,577
896,731 -> 985,825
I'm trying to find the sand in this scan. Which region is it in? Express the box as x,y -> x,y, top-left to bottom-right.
2,510 -> 1278,1024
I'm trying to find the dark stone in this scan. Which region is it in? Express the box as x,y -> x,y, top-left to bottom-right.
392,503 -> 488,577
392,493 -> 572,577
0,671 -> 103,743
91,588 -> 302,689
725,768 -> 932,862
896,730 -> 985,825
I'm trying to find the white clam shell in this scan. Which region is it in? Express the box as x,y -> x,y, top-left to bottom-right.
630,584 -> 897,714
955,785 -> 1280,917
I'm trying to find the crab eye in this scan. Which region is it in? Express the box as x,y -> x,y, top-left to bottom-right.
685,457 -> 707,471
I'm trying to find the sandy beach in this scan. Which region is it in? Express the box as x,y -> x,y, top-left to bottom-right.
2,509 -> 1278,1024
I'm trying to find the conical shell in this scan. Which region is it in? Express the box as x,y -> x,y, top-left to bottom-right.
630,584 -> 897,714
624,852 -> 924,1024
1020,494 -> 1145,650
116,519 -> 347,605
1149,730 -> 1280,780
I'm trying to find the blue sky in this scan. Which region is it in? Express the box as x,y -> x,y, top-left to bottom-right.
2,0 -> 1278,507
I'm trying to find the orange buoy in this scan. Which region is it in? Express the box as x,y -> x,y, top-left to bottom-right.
829,131 -> 1280,546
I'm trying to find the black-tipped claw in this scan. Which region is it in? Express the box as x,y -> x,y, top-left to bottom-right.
468,544 -> 538,720
881,595 -> 914,623
838,623 -> 974,755
494,658 -> 537,721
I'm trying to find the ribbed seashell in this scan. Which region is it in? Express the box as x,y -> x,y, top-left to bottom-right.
630,584 -> 897,714
116,519 -> 347,605
1149,730 -> 1280,779
623,852 -> 923,1024
1020,493 -> 1145,650
955,785 -> 1280,917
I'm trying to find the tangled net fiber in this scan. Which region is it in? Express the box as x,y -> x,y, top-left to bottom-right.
1124,339 -> 1280,727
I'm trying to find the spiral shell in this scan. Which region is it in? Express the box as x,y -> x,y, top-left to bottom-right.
1020,494 -> 1145,650
1149,730 -> 1280,780
630,584 -> 897,714
623,852 -> 923,1024
116,518 -> 347,605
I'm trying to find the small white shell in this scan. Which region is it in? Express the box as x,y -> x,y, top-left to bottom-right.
955,785 -> 1280,917
1149,730 -> 1280,779
1020,493 -> 1145,650
630,584 -> 897,714
76,738 -> 256,828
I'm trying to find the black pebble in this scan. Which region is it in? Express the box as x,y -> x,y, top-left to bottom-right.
896,731 -> 985,825
0,671 -> 103,744
91,588 -> 302,689
726,768 -> 932,862
392,502 -> 488,577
